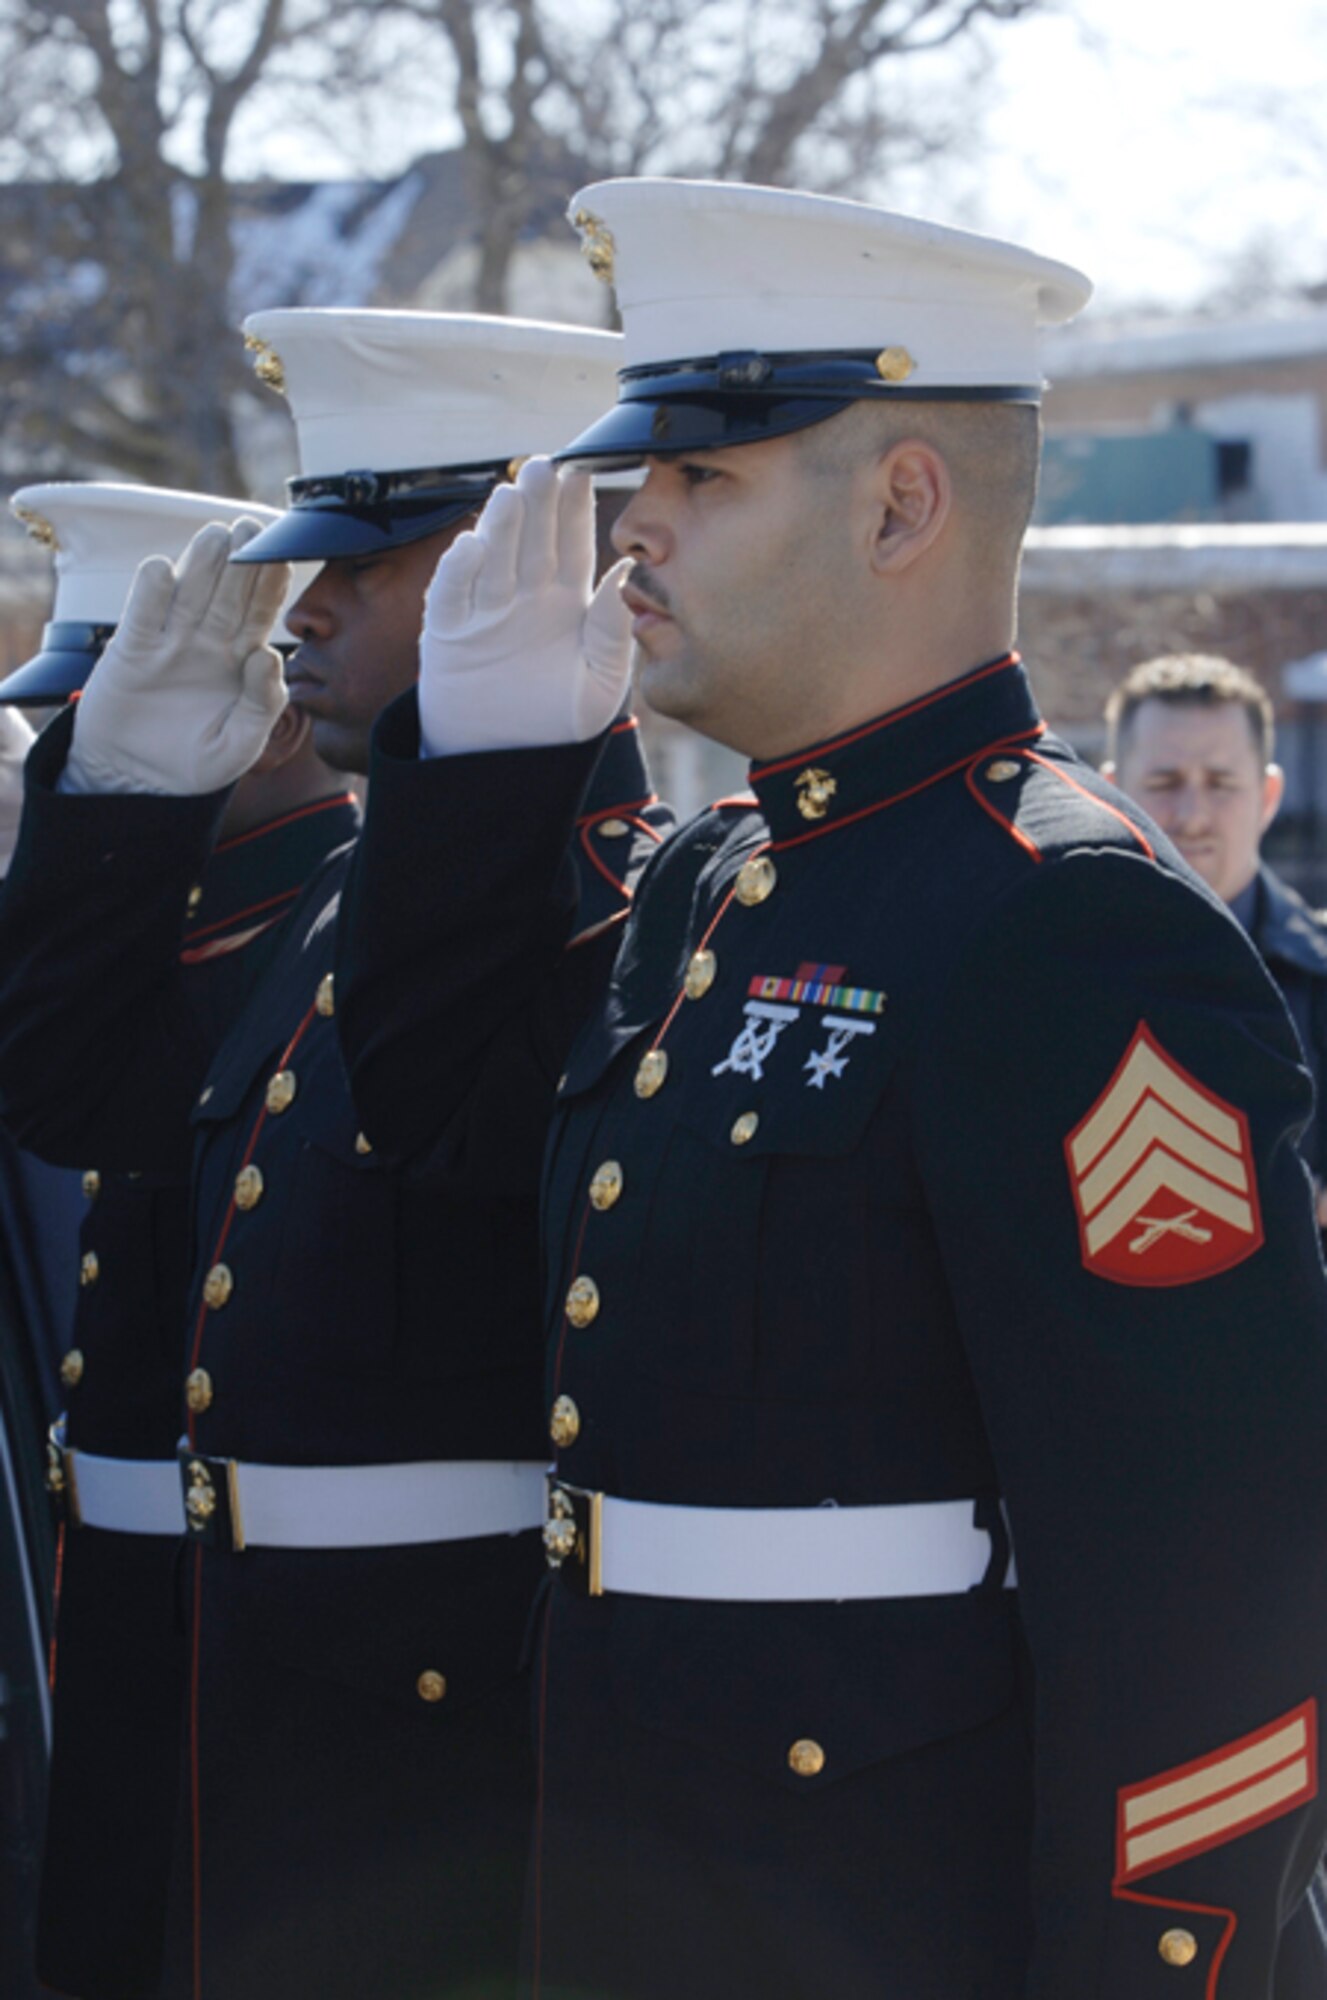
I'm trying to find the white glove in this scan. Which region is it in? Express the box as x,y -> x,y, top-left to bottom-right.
61,519 -> 290,797
0,707 -> 35,876
417,456 -> 632,756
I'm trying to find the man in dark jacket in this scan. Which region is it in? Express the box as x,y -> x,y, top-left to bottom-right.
0,312 -> 666,2000
1106,651 -> 1327,1218
0,478 -> 357,2000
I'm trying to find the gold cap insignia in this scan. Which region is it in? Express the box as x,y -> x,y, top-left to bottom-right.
244,334 -> 288,396
13,505 -> 59,550
572,208 -> 616,286
795,768 -> 837,822
874,347 -> 916,385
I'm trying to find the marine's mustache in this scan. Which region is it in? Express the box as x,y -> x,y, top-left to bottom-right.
624,564 -> 672,615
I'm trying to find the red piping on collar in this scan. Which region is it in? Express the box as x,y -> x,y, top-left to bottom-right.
772,724 -> 1045,853
575,791 -> 658,828
212,790 -> 358,855
750,655 -> 1020,782
711,792 -> 760,811
610,714 -> 640,736
185,885 -> 301,945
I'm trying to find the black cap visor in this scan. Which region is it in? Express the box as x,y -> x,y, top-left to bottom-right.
555,351 -> 1043,470
232,461 -> 512,565
0,623 -> 111,705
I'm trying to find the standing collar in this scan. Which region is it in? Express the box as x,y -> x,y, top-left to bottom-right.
182,791 -> 361,956
749,655 -> 1043,848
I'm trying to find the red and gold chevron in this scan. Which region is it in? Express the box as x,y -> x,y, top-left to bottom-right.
1065,1023 -> 1262,1286
1116,1700 -> 1317,1884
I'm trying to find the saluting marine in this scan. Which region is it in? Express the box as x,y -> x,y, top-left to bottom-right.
0,480 -> 354,2000
0,316 -> 667,1999
335,182 -> 1327,1998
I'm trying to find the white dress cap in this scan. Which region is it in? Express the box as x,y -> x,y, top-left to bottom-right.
567,178 -> 1091,390
241,309 -> 623,480
9,481 -> 282,625
1,482 -> 305,703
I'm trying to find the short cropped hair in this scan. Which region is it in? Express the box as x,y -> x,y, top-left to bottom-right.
1105,653 -> 1275,767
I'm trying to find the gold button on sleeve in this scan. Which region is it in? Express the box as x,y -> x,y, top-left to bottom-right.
597,818 -> 630,839
985,759 -> 1021,783
233,1165 -> 264,1211
1158,1930 -> 1198,1969
549,1395 -> 581,1448
60,1348 -> 85,1388
787,1739 -> 826,1778
635,1049 -> 669,1099
79,1250 -> 99,1288
589,1161 -> 623,1212
185,1367 -> 214,1413
265,1069 -> 297,1115
565,1277 -> 601,1328
202,1262 -> 234,1310
355,1132 -> 373,1156
731,1112 -> 759,1146
416,1669 -> 447,1703
315,973 -> 335,1017
82,1169 -> 101,1200
187,883 -> 203,913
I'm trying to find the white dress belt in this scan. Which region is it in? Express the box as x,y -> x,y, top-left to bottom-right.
544,1482 -> 1017,1601
192,1453 -> 548,1551
48,1424 -> 547,1550
54,1440 -> 184,1536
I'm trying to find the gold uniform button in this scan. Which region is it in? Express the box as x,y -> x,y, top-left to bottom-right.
315,973 -> 335,1017
82,1169 -> 101,1200
788,1739 -> 826,1778
985,759 -> 1022,783
187,884 -> 203,913
79,1251 -> 100,1288
233,1165 -> 264,1211
355,1132 -> 373,1156
684,949 -> 717,1000
634,1049 -> 669,1099
202,1263 -> 234,1310
589,1160 -> 623,1212
60,1348 -> 85,1388
731,1111 -> 760,1146
1158,1930 -> 1199,1969
565,1277 -> 600,1328
185,1367 -> 214,1414
417,1669 -> 448,1703
549,1395 -> 581,1448
734,855 -> 777,906
265,1069 -> 297,1115
597,818 -> 630,839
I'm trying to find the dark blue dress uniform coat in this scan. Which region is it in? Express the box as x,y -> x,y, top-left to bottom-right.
0,742 -> 358,2000
336,658 -> 1327,2000
1248,864 -> 1327,1186
0,707 -> 666,2000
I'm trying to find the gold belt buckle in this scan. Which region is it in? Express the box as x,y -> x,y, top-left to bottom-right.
177,1445 -> 245,1552
543,1479 -> 604,1597
45,1421 -> 82,1528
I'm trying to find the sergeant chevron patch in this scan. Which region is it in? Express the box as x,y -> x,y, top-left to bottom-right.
1115,1700 -> 1317,1885
1065,1023 -> 1263,1286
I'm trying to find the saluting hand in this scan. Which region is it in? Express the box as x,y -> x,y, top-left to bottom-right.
62,519 -> 290,797
417,456 -> 631,756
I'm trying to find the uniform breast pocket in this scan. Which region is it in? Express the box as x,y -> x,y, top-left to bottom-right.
271,1108 -> 400,1377
631,1023 -> 901,1400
